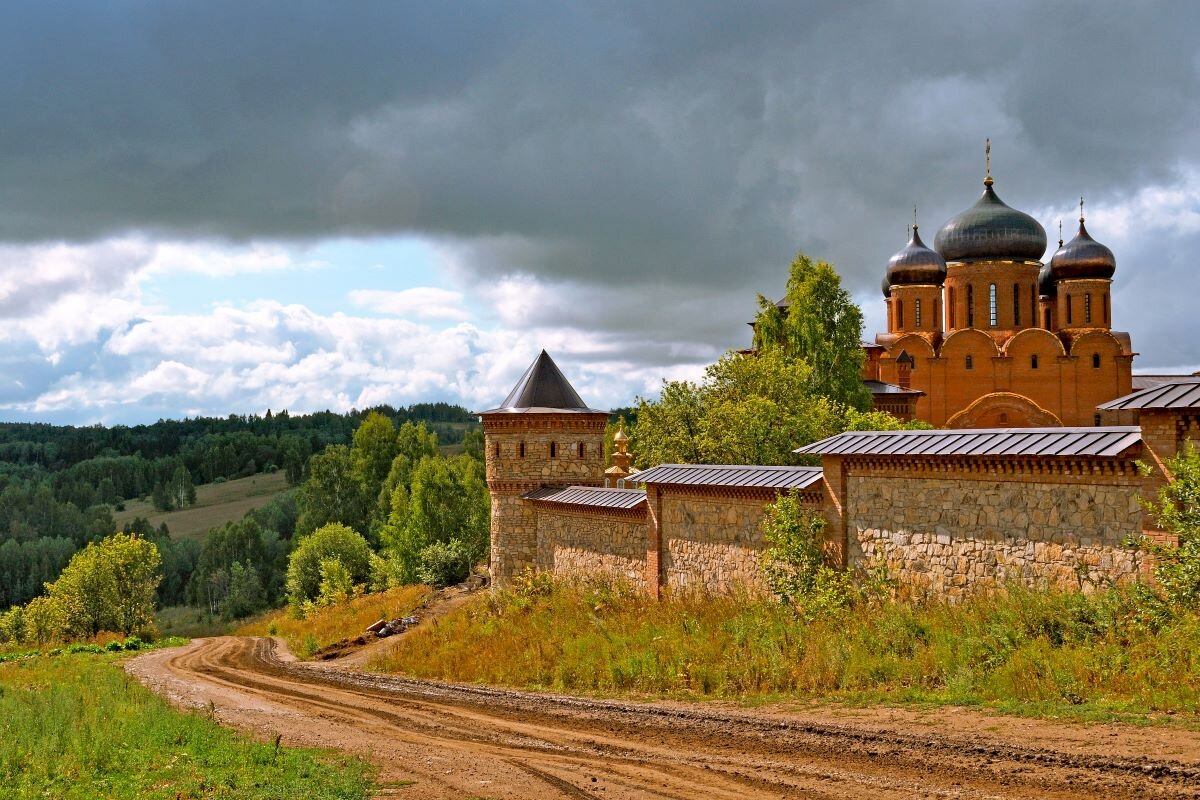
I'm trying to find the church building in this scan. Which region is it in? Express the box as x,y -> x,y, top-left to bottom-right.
872,151 -> 1134,428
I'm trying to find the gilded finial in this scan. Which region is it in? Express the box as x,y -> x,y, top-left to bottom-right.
913,206 -> 918,231
984,138 -> 993,186
1079,195 -> 1085,223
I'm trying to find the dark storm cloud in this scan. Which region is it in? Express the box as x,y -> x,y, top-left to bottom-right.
2,1 -> 1199,365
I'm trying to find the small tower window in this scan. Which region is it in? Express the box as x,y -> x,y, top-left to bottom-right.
577,442 -> 585,458
948,288 -> 956,328
519,442 -> 526,458
1085,293 -> 1092,323
967,285 -> 975,327
1093,353 -> 1101,369
1013,284 -> 1020,326
988,284 -> 997,327
965,354 -> 974,370
493,442 -> 500,459
549,442 -> 557,458
897,299 -> 904,328
914,298 -> 922,328
1066,294 -> 1073,324
1031,354 -> 1039,369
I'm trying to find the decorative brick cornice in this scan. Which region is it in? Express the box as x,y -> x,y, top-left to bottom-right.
842,454 -> 1143,483
482,414 -> 608,434
654,484 -> 823,505
526,502 -> 647,521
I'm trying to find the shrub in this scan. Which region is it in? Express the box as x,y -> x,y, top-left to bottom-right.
760,489 -> 889,618
416,539 -> 471,587
1138,443 -> 1200,608
286,523 -> 373,607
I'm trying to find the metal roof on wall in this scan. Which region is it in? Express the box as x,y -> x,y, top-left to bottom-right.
523,486 -> 647,509
795,427 -> 1142,458
1098,380 -> 1200,411
632,464 -> 824,490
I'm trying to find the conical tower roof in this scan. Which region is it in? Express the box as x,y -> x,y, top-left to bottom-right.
478,350 -> 607,414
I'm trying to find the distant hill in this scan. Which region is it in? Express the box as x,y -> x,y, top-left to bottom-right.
113,471 -> 291,541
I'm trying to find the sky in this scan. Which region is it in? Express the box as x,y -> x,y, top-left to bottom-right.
2,1 -> 1199,425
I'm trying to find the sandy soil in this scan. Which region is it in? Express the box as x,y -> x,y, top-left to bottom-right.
126,636 -> 1200,799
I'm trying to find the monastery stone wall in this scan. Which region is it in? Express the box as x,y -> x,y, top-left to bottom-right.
659,490 -> 774,594
844,474 -> 1144,599
534,505 -> 647,590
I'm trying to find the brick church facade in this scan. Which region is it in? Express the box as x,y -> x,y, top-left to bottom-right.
872,160 -> 1134,428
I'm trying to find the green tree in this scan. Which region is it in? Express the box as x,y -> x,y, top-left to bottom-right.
352,411 -> 399,491
752,253 -> 872,411
41,533 -> 162,639
296,445 -> 371,538
381,455 -> 489,584
224,561 -> 266,619
285,523 -> 373,606
1140,444 -> 1200,607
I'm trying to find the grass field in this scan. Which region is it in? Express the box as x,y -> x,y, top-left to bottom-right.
370,579 -> 1200,727
0,652 -> 374,799
238,585 -> 431,659
155,605 -> 241,640
114,471 -> 290,540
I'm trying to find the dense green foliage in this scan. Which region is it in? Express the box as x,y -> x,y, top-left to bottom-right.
1,534 -> 161,644
751,252 -> 872,411
373,577 -> 1200,723
0,653 -> 374,799
633,254 -> 922,466
1139,444 -> 1200,608
0,403 -> 477,616
633,350 -> 917,466
286,523 -> 375,607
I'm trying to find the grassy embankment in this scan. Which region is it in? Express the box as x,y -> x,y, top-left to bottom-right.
114,471 -> 290,540
238,585 -> 431,658
368,579 -> 1200,726
0,651 -> 374,800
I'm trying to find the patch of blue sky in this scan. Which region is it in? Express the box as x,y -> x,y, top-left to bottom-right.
142,236 -> 491,325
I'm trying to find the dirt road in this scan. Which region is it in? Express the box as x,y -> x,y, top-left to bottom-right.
128,636 -> 1200,799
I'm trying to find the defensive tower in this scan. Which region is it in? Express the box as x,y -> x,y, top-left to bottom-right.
477,351 -> 608,586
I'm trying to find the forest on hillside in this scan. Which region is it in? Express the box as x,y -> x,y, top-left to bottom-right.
0,404 -> 478,611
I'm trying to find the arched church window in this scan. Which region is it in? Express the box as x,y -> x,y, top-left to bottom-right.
1085,293 -> 1092,323
915,298 -> 922,327
965,354 -> 973,370
1044,308 -> 1051,329
1066,294 -> 1073,324
897,299 -> 904,328
967,285 -> 975,327
1093,353 -> 1101,369
988,284 -> 997,327
1031,354 -> 1039,369
1013,284 -> 1020,326
948,288 -> 956,328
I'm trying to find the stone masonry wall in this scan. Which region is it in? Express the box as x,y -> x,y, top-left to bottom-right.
846,475 -> 1143,598
659,490 -> 777,595
533,504 -> 647,591
489,493 -> 537,585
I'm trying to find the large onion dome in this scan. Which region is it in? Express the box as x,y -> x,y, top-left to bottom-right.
886,225 -> 947,286
1048,218 -> 1115,282
934,178 -> 1047,262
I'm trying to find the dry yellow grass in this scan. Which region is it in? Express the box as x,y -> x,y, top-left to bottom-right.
114,471 -> 290,540
237,585 -> 432,658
